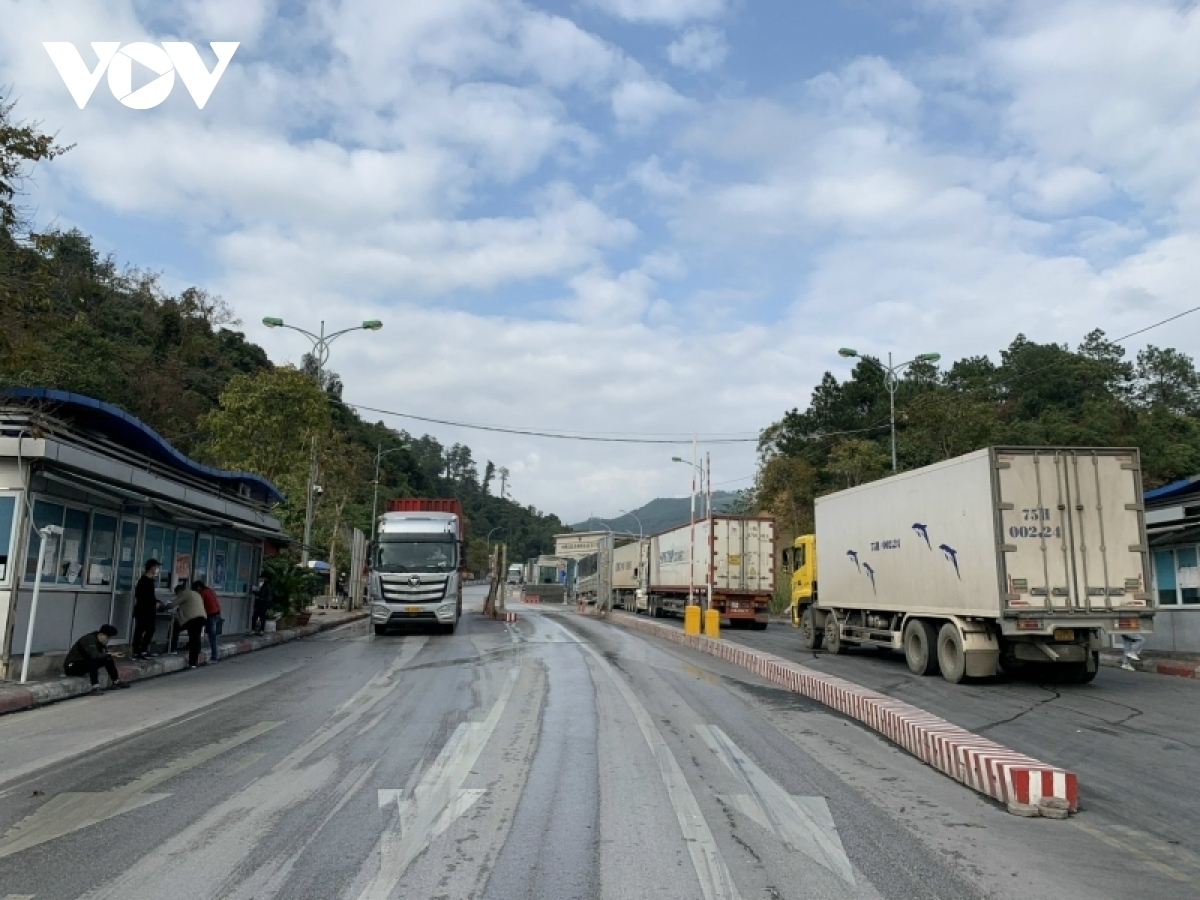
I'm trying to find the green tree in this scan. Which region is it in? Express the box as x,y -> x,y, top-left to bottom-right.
200,365 -> 330,486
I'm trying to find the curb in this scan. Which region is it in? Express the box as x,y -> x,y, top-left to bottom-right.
1099,651 -> 1200,679
0,612 -> 369,717
602,610 -> 1078,815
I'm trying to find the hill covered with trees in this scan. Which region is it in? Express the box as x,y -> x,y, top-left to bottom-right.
754,329 -> 1200,543
0,95 -> 566,574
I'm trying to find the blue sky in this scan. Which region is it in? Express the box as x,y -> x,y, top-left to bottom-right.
4,0 -> 1200,520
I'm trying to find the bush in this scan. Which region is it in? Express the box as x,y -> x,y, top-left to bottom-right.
262,550 -> 317,616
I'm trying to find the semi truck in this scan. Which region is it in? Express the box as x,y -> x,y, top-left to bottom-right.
369,498 -> 464,635
636,515 -> 775,628
783,447 -> 1156,683
506,564 -> 523,585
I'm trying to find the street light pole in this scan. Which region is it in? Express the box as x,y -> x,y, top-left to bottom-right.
618,509 -> 643,540
371,442 -> 412,544
263,316 -> 383,565
672,447 -> 706,607
838,347 -> 941,473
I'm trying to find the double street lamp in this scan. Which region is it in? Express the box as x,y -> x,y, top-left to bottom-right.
672,452 -> 711,610
263,316 -> 383,565
838,347 -> 941,473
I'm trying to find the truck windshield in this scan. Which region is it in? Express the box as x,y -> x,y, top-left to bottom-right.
375,541 -> 457,572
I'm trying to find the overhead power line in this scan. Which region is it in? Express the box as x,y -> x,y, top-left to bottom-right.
341,400 -> 889,446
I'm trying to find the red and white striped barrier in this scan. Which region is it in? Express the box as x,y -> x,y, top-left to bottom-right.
522,594 -> 541,604
607,611 -> 1078,813
496,611 -> 518,622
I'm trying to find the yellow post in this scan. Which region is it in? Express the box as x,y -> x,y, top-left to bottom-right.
704,609 -> 720,638
684,605 -> 701,635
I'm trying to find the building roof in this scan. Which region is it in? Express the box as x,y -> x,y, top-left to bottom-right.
1144,475 -> 1200,504
0,386 -> 285,505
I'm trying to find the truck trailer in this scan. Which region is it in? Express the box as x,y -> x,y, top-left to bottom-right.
369,498 -> 464,635
783,447 -> 1155,683
637,515 -> 775,628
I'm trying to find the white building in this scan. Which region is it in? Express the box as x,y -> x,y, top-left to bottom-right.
0,388 -> 287,679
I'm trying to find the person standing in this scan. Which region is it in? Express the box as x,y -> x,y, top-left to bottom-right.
172,580 -> 208,668
251,571 -> 273,635
64,624 -> 131,693
132,559 -> 162,660
194,578 -> 223,664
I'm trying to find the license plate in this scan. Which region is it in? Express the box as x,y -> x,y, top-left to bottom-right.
405,605 -> 423,613
1053,628 -> 1074,641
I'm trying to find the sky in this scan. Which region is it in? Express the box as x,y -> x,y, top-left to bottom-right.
4,0 -> 1200,523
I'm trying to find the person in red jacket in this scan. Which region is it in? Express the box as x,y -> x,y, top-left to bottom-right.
193,578 -> 223,664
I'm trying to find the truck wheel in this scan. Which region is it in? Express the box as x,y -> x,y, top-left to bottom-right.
800,608 -> 824,650
937,623 -> 967,684
374,625 -> 388,637
824,616 -> 847,654
903,619 -> 940,676
750,621 -> 768,631
1062,652 -> 1099,684
443,622 -> 457,636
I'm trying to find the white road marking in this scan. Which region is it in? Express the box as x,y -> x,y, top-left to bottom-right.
0,721 -> 282,860
703,725 -> 855,885
545,617 -> 743,900
355,666 -> 520,900
220,752 -> 265,777
77,639 -> 429,900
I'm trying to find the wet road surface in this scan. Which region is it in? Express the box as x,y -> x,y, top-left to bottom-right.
0,587 -> 1187,899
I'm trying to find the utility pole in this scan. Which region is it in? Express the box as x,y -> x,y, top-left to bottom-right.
706,450 -> 713,613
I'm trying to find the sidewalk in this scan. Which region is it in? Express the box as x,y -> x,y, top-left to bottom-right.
1099,648 -> 1200,679
0,609 -> 368,716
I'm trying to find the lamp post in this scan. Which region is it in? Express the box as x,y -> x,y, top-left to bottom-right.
263,316 -> 383,565
838,347 -> 941,473
672,452 -> 708,607
20,524 -> 63,683
370,443 -> 411,544
618,508 -> 643,540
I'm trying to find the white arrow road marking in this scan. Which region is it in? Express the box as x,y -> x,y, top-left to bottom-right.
703,725 -> 855,885
545,617 -> 742,900
0,721 -> 282,860
3,893 -> 37,899
355,666 -> 519,900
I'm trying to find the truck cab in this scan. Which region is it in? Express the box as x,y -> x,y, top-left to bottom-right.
781,534 -> 817,627
369,508 -> 462,635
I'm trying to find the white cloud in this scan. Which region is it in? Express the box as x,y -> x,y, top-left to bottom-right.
666,26 -> 727,71
584,0 -> 728,26
8,0 -> 1200,522
611,79 -> 695,130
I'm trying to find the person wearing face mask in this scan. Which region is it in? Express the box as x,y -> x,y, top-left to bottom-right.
132,559 -> 164,660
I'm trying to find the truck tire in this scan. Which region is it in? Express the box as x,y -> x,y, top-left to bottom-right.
443,621 -> 457,636
903,619 -> 940,676
1063,652 -> 1099,684
937,623 -> 967,684
750,621 -> 768,631
800,608 -> 823,650
824,615 -> 847,654
374,625 -> 388,637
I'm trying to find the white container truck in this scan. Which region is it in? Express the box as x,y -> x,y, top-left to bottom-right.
637,515 -> 775,627
784,447 -> 1155,683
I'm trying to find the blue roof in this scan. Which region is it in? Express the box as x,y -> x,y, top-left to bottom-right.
1144,476 -> 1200,503
0,386 -> 285,505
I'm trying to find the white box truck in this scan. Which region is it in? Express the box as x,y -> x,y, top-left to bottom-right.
638,515 -> 775,627
784,447 -> 1154,683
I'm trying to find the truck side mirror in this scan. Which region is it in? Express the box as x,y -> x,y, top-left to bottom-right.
781,549 -> 792,573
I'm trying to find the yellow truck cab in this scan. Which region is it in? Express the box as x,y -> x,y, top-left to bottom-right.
781,534 -> 816,628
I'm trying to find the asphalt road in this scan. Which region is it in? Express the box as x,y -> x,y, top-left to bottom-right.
0,586 -> 1189,899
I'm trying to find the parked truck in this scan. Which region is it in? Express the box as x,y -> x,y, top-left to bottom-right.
369,498 -> 464,635
637,515 -> 775,628
783,447 -> 1156,683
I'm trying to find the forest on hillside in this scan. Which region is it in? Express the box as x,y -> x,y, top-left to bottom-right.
0,96 -> 566,574
754,329 -> 1200,544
